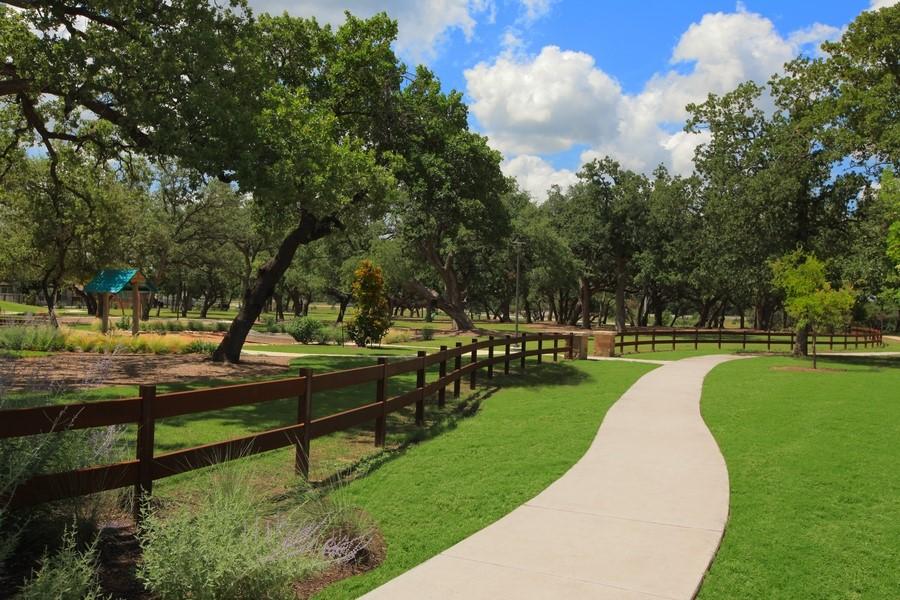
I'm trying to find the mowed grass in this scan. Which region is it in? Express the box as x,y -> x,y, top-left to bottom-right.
0,300 -> 46,314
315,359 -> 656,599
699,354 -> 900,599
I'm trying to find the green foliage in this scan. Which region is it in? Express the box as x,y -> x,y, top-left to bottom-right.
137,466 -> 373,600
883,170 -> 900,271
346,260 -> 392,347
179,340 -> 218,355
285,317 -> 325,344
15,527 -> 107,600
770,250 -> 854,332
0,326 -> 66,351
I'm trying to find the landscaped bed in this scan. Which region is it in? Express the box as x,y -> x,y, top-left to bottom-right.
699,354 -> 900,598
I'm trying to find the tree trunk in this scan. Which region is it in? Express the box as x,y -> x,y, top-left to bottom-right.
794,325 -> 810,357
213,211 -> 339,363
580,278 -> 592,330
614,256 -> 627,333
336,296 -> 350,323
72,286 -> 97,316
407,280 -> 474,330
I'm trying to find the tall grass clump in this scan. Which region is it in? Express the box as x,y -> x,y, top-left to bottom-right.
138,467 -> 375,600
0,356 -> 126,589
15,526 -> 108,600
0,326 -> 67,352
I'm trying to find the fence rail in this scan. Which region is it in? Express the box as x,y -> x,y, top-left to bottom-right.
1,332 -> 575,516
612,327 -> 882,354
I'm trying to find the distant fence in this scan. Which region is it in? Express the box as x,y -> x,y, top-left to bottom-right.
0,332 -> 574,518
613,327 -> 882,354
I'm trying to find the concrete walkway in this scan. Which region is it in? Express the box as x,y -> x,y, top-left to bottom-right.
362,355 -> 744,600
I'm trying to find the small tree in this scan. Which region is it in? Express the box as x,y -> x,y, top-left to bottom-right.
346,260 -> 392,347
771,250 -> 854,368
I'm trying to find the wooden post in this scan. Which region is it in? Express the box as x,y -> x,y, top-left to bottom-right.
504,335 -> 511,374
470,338 -> 478,390
767,330 -> 771,351
742,330 -> 746,350
718,327 -> 722,349
567,332 -> 575,359
790,331 -> 795,352
415,351 -> 426,426
651,329 -> 656,352
843,332 -> 848,350
671,328 -> 676,351
694,327 -> 699,350
487,336 -> 495,379
375,358 -> 387,446
136,384 -> 156,523
829,333 -> 833,350
634,330 -> 639,353
520,333 -> 527,369
553,336 -> 559,362
101,293 -> 110,334
453,343 -> 462,398
537,332 -> 543,364
131,283 -> 141,336
295,368 -> 313,478
438,345 -> 448,407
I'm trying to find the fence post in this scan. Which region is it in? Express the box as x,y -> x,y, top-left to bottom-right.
651,329 -> 656,352
671,327 -> 676,351
767,330 -> 771,351
843,332 -> 848,350
136,384 -> 156,523
375,358 -> 387,446
694,327 -> 699,350
567,332 -> 574,359
453,342 -> 462,398
470,338 -> 478,389
415,350 -> 426,426
537,332 -> 543,364
519,333 -> 527,370
790,331 -> 795,352
718,327 -> 722,349
487,336 -> 495,379
504,335 -> 511,375
296,368 -> 313,478
634,330 -> 639,353
742,330 -> 746,350
553,335 -> 559,362
438,345 -> 448,407
829,334 -> 833,351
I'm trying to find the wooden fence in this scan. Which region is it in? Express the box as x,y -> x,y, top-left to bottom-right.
1,332 -> 574,518
614,327 -> 882,354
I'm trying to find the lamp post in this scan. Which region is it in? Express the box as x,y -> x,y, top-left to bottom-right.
512,239 -> 525,338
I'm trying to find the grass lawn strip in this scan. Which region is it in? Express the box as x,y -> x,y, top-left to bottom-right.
698,354 -> 900,598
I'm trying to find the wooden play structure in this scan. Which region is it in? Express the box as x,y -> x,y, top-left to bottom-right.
83,269 -> 155,335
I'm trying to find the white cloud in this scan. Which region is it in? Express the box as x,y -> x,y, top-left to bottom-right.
247,0 -> 493,61
518,0 -> 555,23
502,155 -> 577,201
465,46 -> 622,154
467,7 -> 846,190
869,0 -> 899,10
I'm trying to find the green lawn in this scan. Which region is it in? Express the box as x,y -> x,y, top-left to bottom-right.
699,354 -> 900,598
0,300 -> 46,314
315,359 -> 656,598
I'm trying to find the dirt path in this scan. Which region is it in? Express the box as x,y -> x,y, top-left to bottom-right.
0,352 -> 292,392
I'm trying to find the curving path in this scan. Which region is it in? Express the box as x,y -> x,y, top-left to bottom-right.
362,355 -> 745,600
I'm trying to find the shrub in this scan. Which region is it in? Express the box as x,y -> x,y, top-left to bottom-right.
421,326 -> 436,341
0,326 -> 66,352
261,315 -> 282,334
16,527 -> 107,600
186,319 -> 206,331
115,315 -> 131,331
285,317 -> 325,344
181,340 -> 217,355
383,329 -> 411,344
215,321 -> 230,332
138,469 -> 349,600
346,260 -> 392,347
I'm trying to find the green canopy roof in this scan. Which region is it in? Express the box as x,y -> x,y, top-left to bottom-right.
84,269 -> 156,294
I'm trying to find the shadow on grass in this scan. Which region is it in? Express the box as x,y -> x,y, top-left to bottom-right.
816,354 -> 899,371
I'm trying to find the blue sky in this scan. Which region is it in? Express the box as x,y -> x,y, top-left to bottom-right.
251,0 -> 893,198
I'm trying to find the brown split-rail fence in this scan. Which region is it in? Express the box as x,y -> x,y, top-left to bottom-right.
613,326 -> 882,354
0,332 -> 574,518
